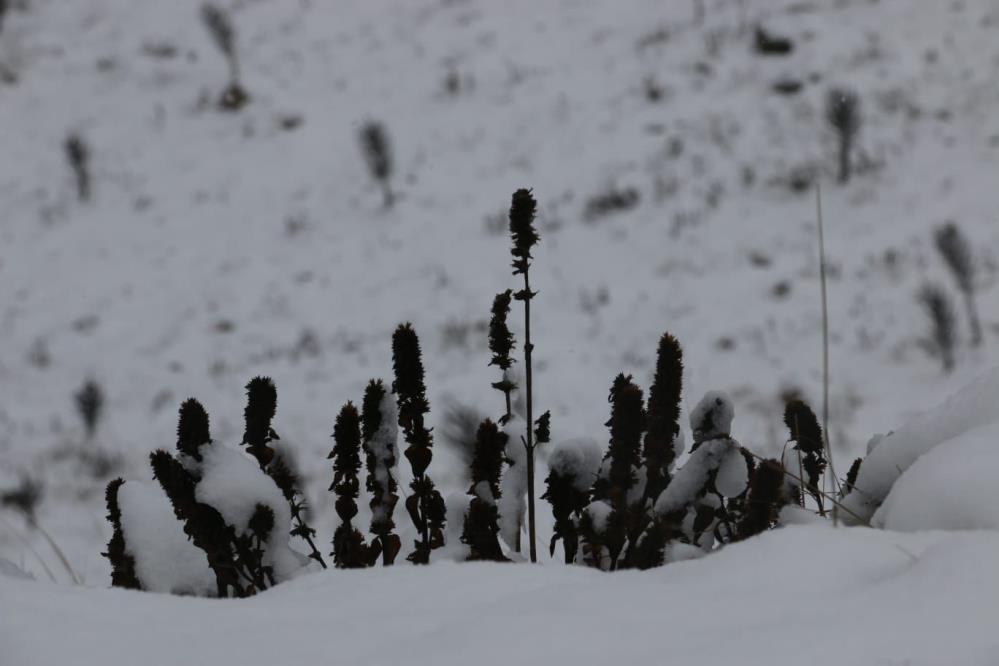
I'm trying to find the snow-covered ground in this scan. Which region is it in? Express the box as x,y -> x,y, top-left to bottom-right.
4,525 -> 999,666
2,0 -> 999,661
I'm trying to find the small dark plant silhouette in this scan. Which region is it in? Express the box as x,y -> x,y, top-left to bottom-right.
784,400 -> 826,513
488,289 -> 517,423
74,379 -> 104,441
754,26 -> 793,55
268,451 -> 327,569
826,88 -> 861,184
201,3 -> 249,111
102,478 -> 142,590
362,379 -> 401,565
843,456 -> 863,495
329,402 -> 371,568
392,323 -> 446,563
461,419 -> 509,561
935,222 -> 981,346
241,376 -> 279,468
542,448 -> 592,564
65,134 -> 90,202
734,459 -> 786,540
918,284 -> 957,373
360,121 -> 394,207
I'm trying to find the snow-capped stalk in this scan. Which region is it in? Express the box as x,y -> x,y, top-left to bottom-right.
65,134 -> 90,202
392,324 -> 446,564
590,374 -> 645,570
542,441 -> 599,564
508,188 -> 542,563
784,400 -> 826,514
461,419 -> 509,561
201,3 -> 249,110
268,452 -> 327,569
241,376 -> 279,469
488,290 -> 517,424
935,222 -> 981,347
102,478 -> 142,590
329,403 -> 370,568
362,379 -> 401,566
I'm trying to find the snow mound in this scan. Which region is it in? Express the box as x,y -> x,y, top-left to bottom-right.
842,369 -> 999,524
194,444 -> 304,581
874,420 -> 999,531
117,481 -> 215,596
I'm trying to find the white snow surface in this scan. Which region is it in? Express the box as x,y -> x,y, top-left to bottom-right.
874,420 -> 999,532
841,368 -> 999,524
4,526 -> 999,666
117,480 -> 215,596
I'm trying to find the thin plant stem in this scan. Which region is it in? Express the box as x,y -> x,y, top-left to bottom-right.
522,268 -> 537,563
816,184 -> 841,504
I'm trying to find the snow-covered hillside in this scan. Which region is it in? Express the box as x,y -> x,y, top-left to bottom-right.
1,0 -> 999,659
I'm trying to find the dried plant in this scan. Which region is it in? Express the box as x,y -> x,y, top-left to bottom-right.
74,379 -> 104,441
826,88 -> 861,183
65,134 -> 90,202
360,121 -> 394,207
935,223 -> 982,346
329,402 -> 370,568
392,323 -> 446,563
461,419 -> 509,561
241,376 -> 279,468
102,478 -> 142,590
918,284 -> 957,373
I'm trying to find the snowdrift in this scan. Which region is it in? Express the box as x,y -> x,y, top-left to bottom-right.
841,369 -> 999,529
3,525 -> 998,666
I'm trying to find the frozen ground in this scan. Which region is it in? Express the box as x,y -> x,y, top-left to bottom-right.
4,525 -> 999,666
1,0 -> 998,659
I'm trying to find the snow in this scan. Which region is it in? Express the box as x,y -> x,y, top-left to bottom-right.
584,500 -> 613,534
713,446 -> 749,498
497,417 -> 528,552
366,392 -> 399,523
116,480 -> 215,596
193,444 -> 304,581
874,420 -> 999,532
547,437 -> 603,492
841,368 -> 999,524
0,0 -> 999,659
654,437 -> 733,516
689,391 -> 735,443
4,526 -> 999,666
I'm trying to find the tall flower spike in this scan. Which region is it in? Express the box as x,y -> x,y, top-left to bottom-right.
242,376 -> 278,468
488,290 -> 516,370
643,333 -> 683,501
509,188 -> 539,275
177,398 -> 211,461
